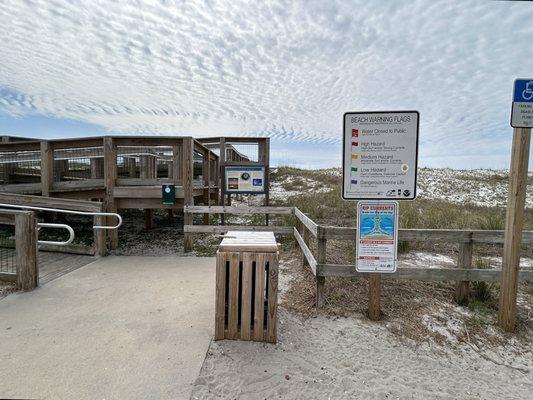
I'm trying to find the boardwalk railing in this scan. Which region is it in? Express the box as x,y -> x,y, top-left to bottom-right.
0,192 -> 108,256
184,205 -> 533,318
0,209 -> 38,290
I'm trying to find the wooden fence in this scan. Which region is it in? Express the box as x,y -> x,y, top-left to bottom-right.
184,205 -> 533,319
0,209 -> 38,290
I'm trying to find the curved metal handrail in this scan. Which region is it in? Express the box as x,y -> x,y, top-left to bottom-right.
37,223 -> 75,246
0,203 -> 122,230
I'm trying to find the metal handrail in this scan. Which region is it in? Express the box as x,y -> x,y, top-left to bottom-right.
37,223 -> 75,246
0,203 -> 122,230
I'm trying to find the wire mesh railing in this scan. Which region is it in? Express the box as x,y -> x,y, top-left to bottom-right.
116,146 -> 175,179
53,147 -> 104,181
0,150 -> 41,185
0,224 -> 16,274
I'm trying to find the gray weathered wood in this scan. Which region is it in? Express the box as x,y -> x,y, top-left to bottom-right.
316,226 -> 327,308
293,227 -> 317,275
40,141 -> 53,197
294,208 -> 318,237
368,274 -> 381,321
0,192 -> 103,212
319,226 -> 533,245
317,264 -> 533,283
498,127 -> 531,332
184,205 -> 293,215
182,137 -> 194,252
15,211 -> 38,290
184,225 -> 293,234
103,137 -> 118,249
455,238 -> 473,305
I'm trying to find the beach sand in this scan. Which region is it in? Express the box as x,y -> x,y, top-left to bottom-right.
190,309 -> 532,399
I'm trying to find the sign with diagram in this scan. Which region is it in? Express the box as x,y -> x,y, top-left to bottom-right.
511,79 -> 533,128
342,111 -> 419,200
356,201 -> 399,273
224,166 -> 266,194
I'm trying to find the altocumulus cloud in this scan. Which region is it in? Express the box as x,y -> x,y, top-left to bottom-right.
0,0 -> 532,168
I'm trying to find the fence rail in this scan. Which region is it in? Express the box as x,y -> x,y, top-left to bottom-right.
184,205 -> 533,317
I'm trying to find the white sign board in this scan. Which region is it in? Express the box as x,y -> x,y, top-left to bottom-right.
343,111 -> 419,200
224,166 -> 266,194
356,201 -> 398,273
511,79 -> 533,128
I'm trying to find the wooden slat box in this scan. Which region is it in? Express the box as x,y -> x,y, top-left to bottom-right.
215,231 -> 279,343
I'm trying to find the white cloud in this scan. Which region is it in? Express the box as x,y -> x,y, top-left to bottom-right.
0,0 -> 532,167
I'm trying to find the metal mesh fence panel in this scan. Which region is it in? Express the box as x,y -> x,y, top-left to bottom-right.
0,224 -> 16,274
53,147 -> 104,181
0,150 -> 41,185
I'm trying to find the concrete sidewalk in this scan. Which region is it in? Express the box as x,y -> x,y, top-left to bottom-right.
0,256 -> 216,400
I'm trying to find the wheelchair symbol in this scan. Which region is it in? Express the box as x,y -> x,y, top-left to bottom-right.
523,81 -> 533,101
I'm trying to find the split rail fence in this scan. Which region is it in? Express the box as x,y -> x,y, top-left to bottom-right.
184,205 -> 533,319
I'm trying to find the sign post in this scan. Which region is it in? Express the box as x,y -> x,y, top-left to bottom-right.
342,110 -> 419,320
498,80 -> 532,332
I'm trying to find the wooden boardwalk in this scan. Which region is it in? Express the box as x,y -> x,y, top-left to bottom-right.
38,251 -> 95,285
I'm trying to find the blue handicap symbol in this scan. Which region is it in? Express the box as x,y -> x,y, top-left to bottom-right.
514,79 -> 533,102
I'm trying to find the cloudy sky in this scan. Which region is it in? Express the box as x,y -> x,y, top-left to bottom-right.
0,0 -> 532,169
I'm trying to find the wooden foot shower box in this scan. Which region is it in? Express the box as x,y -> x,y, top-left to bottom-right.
215,231 -> 279,343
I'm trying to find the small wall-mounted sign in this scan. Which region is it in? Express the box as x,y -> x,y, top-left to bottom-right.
162,184 -> 176,205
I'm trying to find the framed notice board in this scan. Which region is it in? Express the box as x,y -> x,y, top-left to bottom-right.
223,166 -> 266,194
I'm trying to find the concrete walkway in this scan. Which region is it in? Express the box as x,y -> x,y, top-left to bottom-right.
0,256 -> 216,400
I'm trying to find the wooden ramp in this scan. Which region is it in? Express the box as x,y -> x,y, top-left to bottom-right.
38,251 -> 95,284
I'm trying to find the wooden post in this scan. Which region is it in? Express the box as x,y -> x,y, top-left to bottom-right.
368,273 -> 382,321
94,214 -> 107,257
90,158 -> 104,179
103,137 -> 118,250
15,212 -> 38,291
203,150 -> 210,225
303,224 -> 310,267
316,226 -> 326,308
219,138 -> 226,225
183,137 -> 194,252
40,140 -> 53,197
498,127 -> 531,332
454,237 -> 473,305
172,144 -> 181,185
260,138 -> 270,226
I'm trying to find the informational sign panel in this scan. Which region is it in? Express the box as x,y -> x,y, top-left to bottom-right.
162,184 -> 176,205
511,79 -> 533,128
356,201 -> 398,273
343,111 -> 419,200
224,166 -> 266,194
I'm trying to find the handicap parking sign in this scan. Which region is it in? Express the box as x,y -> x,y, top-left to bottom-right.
511,79 -> 533,128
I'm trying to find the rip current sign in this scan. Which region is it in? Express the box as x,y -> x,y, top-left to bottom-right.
356,201 -> 399,273
342,111 -> 419,200
162,184 -> 175,205
511,79 -> 533,128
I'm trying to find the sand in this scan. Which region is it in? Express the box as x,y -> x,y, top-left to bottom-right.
190,309 -> 532,399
